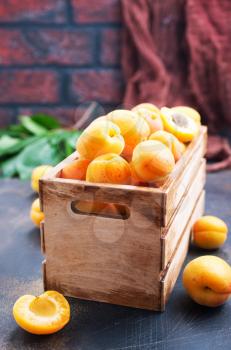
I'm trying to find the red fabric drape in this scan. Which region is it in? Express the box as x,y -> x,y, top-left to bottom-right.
121,0 -> 231,171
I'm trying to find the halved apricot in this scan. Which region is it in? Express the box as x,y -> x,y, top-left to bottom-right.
13,291 -> 70,335
161,107 -> 199,142
171,106 -> 201,124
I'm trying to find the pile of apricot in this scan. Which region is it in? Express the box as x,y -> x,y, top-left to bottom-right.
60,104 -> 201,186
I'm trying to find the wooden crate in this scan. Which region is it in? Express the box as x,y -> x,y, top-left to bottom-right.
40,127 -> 207,311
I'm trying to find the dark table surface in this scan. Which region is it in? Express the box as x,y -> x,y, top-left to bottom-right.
1,172 -> 231,350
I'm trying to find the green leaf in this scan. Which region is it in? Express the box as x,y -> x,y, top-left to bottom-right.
0,154 -> 19,178
19,116 -> 48,136
0,126 -> 28,138
66,130 -> 82,149
30,113 -> 60,130
0,127 -> 81,179
0,135 -> 40,158
16,136 -> 66,179
0,135 -> 20,152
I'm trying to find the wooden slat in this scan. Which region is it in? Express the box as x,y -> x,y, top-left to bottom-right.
162,126 -> 207,225
161,126 -> 207,190
40,178 -> 164,225
40,221 -> 45,255
160,190 -> 205,310
161,159 -> 206,268
42,260 -> 47,291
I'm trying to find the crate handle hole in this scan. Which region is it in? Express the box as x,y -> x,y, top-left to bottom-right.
70,200 -> 130,220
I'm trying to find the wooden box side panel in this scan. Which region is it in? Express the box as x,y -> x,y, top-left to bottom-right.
163,127 -> 207,225
41,180 -> 163,311
160,190 -> 205,310
161,159 -> 206,268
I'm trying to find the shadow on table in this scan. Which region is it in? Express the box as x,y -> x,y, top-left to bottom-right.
27,227 -> 41,249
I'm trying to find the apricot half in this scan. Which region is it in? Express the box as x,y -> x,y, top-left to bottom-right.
13,291 -> 70,335
171,106 -> 201,124
149,130 -> 185,161
60,158 -> 90,180
76,120 -> 124,160
86,153 -> 131,184
192,216 -> 228,249
132,104 -> 163,134
30,198 -> 44,227
132,140 -> 175,182
183,256 -> 231,307
107,109 -> 150,160
31,165 -> 52,192
161,107 -> 199,142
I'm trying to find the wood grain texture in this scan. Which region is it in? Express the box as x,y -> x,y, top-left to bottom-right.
162,126 -> 207,225
161,160 -> 206,268
42,183 -> 163,310
40,221 -> 45,255
160,191 -> 205,310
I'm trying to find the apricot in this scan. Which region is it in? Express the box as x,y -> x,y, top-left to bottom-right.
183,256 -> 231,307
13,291 -> 70,334
30,198 -> 44,227
60,158 -> 90,180
106,109 -> 150,160
149,130 -> 186,161
129,161 -> 142,185
192,216 -> 228,249
86,153 -> 131,184
76,119 -> 124,160
31,165 -> 52,192
91,115 -> 107,124
132,102 -> 160,114
171,106 -> 201,124
132,140 -> 175,182
132,104 -> 163,134
161,107 -> 199,142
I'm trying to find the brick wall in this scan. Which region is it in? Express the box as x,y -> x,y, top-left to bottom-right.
0,0 -> 123,127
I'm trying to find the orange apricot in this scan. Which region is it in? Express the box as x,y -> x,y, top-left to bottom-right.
76,119 -> 124,160
149,130 -> 185,161
86,153 -> 131,184
31,165 -> 52,192
129,161 -> 142,185
30,198 -> 44,227
106,109 -> 150,160
132,103 -> 160,114
132,104 -> 163,134
192,216 -> 228,249
132,140 -> 175,183
60,158 -> 90,180
183,256 -> 231,307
